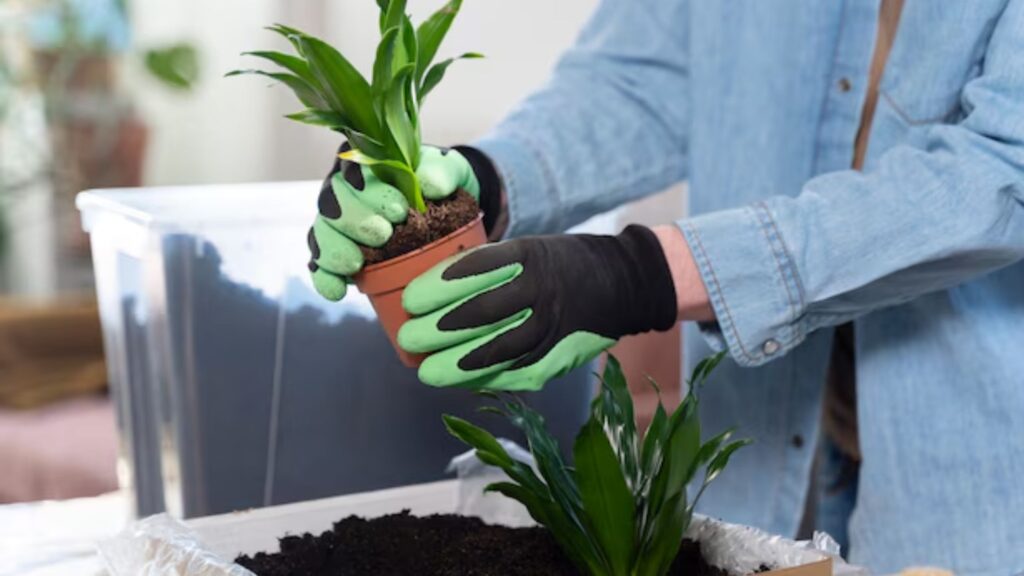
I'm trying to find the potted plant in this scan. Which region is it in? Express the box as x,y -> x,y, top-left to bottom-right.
230,0 -> 485,366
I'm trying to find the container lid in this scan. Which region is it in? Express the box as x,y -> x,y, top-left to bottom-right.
76,180 -> 320,235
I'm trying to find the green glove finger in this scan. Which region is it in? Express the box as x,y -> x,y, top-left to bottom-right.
402,251 -> 522,316
417,146 -> 480,201
416,311 -> 534,388
399,300 -> 530,354
310,268 -> 348,302
327,173 -> 394,248
354,167 -> 410,224
473,332 -> 615,391
312,216 -> 364,276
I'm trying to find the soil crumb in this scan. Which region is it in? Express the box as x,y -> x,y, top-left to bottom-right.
235,511 -> 738,576
361,190 -> 479,265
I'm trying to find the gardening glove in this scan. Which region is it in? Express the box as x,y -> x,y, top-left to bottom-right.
398,225 -> 679,391
308,143 -> 487,301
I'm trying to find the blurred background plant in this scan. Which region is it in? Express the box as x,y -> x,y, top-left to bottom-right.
0,0 -> 199,294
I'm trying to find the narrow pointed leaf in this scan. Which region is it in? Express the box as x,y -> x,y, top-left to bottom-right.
296,35 -> 381,139
418,52 -> 483,102
285,108 -> 350,129
241,50 -> 320,89
372,27 -> 401,98
596,354 -> 640,490
341,148 -> 424,212
574,419 -> 636,575
382,0 -> 407,32
384,65 -> 419,168
635,492 -> 690,576
415,0 -> 462,86
442,415 -> 514,468
229,69 -> 327,110
704,438 -> 752,484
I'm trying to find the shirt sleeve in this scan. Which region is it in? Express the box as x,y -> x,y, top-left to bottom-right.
474,0 -> 691,237
680,1 -> 1024,367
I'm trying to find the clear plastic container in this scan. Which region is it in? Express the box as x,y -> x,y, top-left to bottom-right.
77,181 -> 594,520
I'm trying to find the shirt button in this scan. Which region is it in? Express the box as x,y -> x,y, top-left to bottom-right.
762,339 -> 780,355
791,434 -> 805,449
838,77 -> 853,92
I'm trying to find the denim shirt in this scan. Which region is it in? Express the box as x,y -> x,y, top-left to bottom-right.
475,1 -> 1024,573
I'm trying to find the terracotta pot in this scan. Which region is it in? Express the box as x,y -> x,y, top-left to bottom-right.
354,214 -> 486,367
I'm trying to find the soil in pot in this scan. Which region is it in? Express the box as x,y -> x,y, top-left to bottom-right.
361,190 -> 480,265
235,511 -> 739,576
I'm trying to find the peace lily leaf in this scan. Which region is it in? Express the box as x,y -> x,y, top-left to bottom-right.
574,419 -> 636,575
418,52 -> 483,102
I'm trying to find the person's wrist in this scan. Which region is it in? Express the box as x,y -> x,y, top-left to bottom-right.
652,224 -> 715,322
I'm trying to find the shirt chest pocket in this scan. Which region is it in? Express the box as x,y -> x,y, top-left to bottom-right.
879,1 -> 1004,126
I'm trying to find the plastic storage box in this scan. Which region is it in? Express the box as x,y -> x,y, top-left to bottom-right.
77,181 -> 594,519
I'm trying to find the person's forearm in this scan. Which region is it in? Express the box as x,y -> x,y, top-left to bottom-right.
652,225 -> 715,322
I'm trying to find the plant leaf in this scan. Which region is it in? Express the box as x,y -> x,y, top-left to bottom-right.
486,482 -> 605,576
372,26 -> 402,100
296,35 -> 381,139
595,354 -> 640,491
241,50 -> 317,86
415,0 -> 462,87
144,43 -> 199,90
383,64 -> 420,169
687,351 -> 727,393
574,419 -> 636,575
442,415 -> 515,468
341,148 -> 423,212
229,69 -> 328,110
285,108 -> 350,129
418,52 -> 483,102
382,0 -> 407,33
704,438 -> 752,485
634,491 -> 690,576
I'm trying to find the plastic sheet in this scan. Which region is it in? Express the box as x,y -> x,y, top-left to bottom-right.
97,514 -> 254,576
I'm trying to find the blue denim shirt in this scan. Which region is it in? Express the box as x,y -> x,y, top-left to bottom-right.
475,1 -> 1024,573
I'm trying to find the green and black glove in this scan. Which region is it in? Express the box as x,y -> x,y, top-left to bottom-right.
308,143 -> 501,301
398,225 -> 679,391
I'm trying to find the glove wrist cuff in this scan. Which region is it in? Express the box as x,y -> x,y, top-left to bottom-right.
453,145 -> 504,236
615,225 -> 680,334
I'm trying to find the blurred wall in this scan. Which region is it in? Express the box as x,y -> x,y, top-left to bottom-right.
128,0 -> 600,186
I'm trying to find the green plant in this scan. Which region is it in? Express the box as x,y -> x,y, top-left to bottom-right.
444,353 -> 750,576
228,0 -> 482,213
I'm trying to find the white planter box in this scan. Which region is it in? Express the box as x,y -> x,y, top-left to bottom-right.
100,480 -> 859,576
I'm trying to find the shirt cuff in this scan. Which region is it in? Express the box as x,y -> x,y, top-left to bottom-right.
472,134 -> 559,237
677,202 -> 807,367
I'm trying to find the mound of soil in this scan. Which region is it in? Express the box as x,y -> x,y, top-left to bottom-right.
235,511 -> 734,576
361,190 -> 480,265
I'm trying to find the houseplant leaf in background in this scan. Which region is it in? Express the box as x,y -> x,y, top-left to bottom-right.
143,43 -> 199,90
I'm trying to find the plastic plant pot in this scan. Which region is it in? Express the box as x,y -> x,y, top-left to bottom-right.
354,212 -> 486,367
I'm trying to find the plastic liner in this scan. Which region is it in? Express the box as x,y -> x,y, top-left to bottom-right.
97,514 -> 255,576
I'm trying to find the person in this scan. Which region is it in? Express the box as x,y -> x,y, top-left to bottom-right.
306,1 -> 1024,572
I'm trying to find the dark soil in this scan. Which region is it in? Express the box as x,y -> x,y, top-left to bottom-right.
361,190 -> 480,265
235,511 -> 740,576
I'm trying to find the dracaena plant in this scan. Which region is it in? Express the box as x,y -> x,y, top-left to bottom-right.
444,353 -> 750,576
228,0 -> 481,213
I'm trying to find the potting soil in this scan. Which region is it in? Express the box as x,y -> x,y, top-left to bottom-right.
361,190 -> 480,265
235,511 -> 734,576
